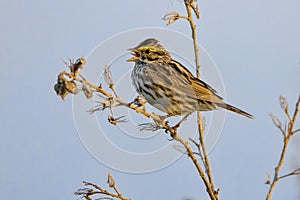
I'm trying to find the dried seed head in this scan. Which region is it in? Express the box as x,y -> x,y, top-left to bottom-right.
75,57 -> 86,66
279,96 -> 288,111
107,173 -> 115,188
133,95 -> 147,107
163,12 -> 181,26
104,65 -> 113,87
54,72 -> 78,100
269,113 -> 282,129
70,57 -> 86,75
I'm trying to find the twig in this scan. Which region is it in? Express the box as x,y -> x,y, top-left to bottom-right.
278,168 -> 300,180
269,113 -> 286,137
104,66 -> 119,98
173,134 -> 218,200
265,95 -> 300,200
184,0 -> 217,197
75,174 -> 130,200
292,128 -> 300,135
162,12 -> 188,26
55,57 -> 222,199
163,1 -> 218,199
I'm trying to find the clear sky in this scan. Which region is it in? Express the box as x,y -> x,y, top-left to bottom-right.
1,0 -> 300,200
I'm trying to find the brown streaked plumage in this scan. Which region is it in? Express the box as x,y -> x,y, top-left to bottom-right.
128,38 -> 253,119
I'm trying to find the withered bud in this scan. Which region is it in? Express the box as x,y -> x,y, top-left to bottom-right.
54,72 -> 78,100
133,95 -> 147,107
269,113 -> 282,129
107,173 -> 115,188
70,57 -> 86,75
279,96 -> 288,112
104,65 -> 113,87
163,12 -> 181,26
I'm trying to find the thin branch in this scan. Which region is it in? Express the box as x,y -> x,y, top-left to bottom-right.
162,1 -> 218,199
290,95 -> 300,131
104,66 -> 119,98
183,0 -> 201,75
75,174 -> 130,200
280,96 -> 292,122
162,12 -> 188,26
183,0 -> 217,196
269,113 -> 286,137
265,96 -> 300,200
292,128 -> 300,135
265,135 -> 291,200
173,134 -> 218,200
189,138 -> 204,160
278,168 -> 300,180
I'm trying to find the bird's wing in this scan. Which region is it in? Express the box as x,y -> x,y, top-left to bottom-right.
169,60 -> 224,104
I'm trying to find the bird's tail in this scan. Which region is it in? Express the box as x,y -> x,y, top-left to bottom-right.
216,103 -> 254,119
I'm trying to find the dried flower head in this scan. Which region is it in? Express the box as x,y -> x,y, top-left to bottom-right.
104,65 -> 113,87
70,57 -> 86,76
279,96 -> 288,112
163,12 -> 182,26
54,72 -> 78,100
133,95 -> 147,107
107,173 -> 115,188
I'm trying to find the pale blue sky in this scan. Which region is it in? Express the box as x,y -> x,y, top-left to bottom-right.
1,0 -> 300,200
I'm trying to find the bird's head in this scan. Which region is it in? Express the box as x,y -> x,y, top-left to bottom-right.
127,38 -> 171,63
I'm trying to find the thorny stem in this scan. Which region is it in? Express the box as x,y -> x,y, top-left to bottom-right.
266,96 -> 300,200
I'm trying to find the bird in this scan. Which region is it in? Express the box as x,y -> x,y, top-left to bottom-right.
127,38 -> 253,119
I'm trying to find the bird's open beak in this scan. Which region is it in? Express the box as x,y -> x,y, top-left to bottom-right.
127,49 -> 140,62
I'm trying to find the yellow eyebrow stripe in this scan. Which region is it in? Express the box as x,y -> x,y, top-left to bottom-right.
138,47 -> 155,51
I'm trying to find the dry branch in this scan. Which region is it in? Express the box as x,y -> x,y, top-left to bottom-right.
163,1 -> 218,199
55,57 -> 218,199
265,95 -> 300,200
75,173 -> 130,200
54,1 -> 219,200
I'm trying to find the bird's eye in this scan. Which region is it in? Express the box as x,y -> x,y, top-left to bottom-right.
145,49 -> 150,54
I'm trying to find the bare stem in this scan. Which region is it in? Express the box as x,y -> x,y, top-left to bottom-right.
163,1 -> 218,199
184,0 -> 201,76
265,95 -> 300,200
75,174 -> 130,200
183,0 -> 217,196
266,135 -> 291,200
173,134 -> 217,200
278,168 -> 300,180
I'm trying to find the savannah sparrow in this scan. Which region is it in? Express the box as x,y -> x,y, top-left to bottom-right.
128,38 -> 253,119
